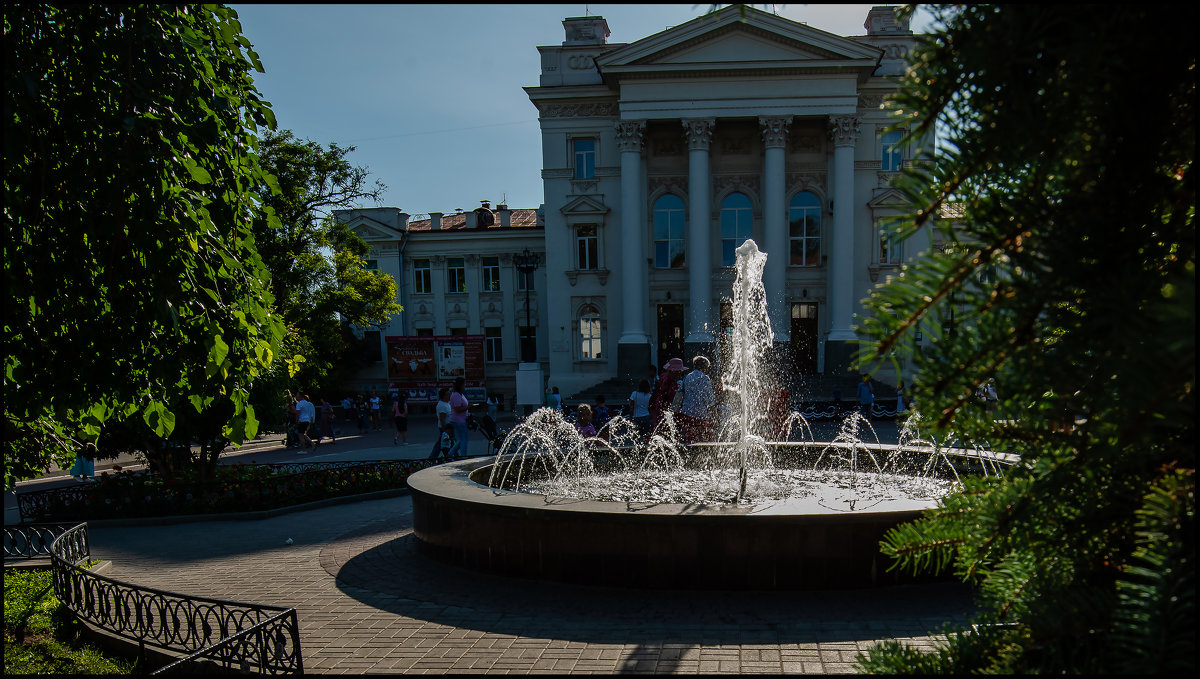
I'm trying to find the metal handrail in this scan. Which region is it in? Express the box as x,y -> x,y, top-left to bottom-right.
49,523 -> 302,674
3,523 -> 79,560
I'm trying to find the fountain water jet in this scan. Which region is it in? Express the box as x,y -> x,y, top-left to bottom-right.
409,239 -> 1012,589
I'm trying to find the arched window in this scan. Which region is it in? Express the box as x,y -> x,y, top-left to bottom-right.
788,192 -> 821,267
579,305 -> 602,359
720,192 -> 753,267
653,194 -> 686,269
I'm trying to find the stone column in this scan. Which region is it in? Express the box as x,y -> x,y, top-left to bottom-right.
683,118 -> 716,348
826,114 -> 860,374
760,116 -> 791,343
615,120 -> 650,378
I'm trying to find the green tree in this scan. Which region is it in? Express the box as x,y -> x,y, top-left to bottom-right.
247,130 -> 401,424
854,5 -> 1194,673
3,4 -> 285,485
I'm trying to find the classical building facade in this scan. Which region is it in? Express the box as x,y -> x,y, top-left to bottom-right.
334,205 -> 546,404
527,5 -> 932,398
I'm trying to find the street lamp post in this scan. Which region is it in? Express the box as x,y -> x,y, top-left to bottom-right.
513,248 -> 539,363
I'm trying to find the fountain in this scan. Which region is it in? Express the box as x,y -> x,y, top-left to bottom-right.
408,240 -> 1011,589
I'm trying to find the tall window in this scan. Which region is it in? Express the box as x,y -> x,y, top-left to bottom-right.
788,192 -> 821,267
413,259 -> 431,293
447,257 -> 466,293
579,305 -> 602,359
878,219 -> 901,264
484,326 -> 503,362
364,259 -> 378,270
653,194 -> 686,269
577,224 -> 598,270
881,130 -> 903,172
720,192 -> 753,267
481,256 -> 501,291
573,138 -> 595,179
517,266 -> 534,292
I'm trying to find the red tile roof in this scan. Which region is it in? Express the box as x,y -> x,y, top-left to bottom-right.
406,208 -> 540,231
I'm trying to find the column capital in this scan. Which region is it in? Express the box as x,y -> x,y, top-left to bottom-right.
759,116 -> 792,148
614,120 -> 646,153
682,118 -> 716,151
828,115 -> 861,148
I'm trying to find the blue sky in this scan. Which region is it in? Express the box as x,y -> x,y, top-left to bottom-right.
232,4 -> 933,217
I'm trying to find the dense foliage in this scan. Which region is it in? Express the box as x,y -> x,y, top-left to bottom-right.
19,460 -> 429,521
855,5 -> 1194,673
248,130 -> 402,424
4,5 -> 285,486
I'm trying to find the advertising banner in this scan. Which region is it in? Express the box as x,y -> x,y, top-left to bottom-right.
385,335 -> 486,403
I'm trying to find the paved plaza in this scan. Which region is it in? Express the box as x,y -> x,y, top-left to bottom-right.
18,414 -> 976,674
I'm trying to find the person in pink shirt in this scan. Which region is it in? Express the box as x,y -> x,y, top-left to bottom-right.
447,377 -> 470,458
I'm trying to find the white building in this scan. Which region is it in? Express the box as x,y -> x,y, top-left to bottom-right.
528,5 -> 932,397
339,5 -> 935,403
334,204 -> 546,407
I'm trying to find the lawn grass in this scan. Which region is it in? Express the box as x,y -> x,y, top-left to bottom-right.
3,567 -> 138,674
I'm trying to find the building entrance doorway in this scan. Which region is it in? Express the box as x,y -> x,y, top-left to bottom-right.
656,304 -> 685,368
791,302 -> 819,374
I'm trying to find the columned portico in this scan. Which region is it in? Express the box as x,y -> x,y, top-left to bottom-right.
683,118 -> 715,351
616,120 -> 651,377
825,114 -> 860,374
760,116 -> 791,343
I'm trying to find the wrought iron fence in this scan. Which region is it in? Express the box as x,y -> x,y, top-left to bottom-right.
3,522 -> 79,559
18,459 -> 430,522
49,523 -> 302,675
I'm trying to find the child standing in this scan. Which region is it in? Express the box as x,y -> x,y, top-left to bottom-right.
574,404 -> 597,438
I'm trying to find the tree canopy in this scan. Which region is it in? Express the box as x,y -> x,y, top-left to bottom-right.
855,4 -> 1194,673
3,4 -> 285,486
247,130 -> 401,423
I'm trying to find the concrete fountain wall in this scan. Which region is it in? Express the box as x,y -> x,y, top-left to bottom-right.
408,456 -> 944,591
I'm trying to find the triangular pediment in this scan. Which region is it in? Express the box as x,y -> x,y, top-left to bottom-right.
867,188 -> 909,209
597,5 -> 879,71
343,215 -> 400,240
560,195 -> 610,216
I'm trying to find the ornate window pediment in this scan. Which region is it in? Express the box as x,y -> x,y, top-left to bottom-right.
560,195 -> 610,217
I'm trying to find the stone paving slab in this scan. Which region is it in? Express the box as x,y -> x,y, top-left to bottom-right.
85,493 -> 973,674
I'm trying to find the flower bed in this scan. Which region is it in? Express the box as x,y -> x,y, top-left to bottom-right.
19,461 -> 432,522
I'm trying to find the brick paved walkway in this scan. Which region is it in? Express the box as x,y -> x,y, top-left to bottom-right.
86,492 -> 975,674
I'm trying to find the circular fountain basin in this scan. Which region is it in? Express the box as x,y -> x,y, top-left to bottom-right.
408,450 -> 958,591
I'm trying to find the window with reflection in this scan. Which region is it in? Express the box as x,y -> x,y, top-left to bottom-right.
881,131 -> 904,172
788,192 -> 821,267
579,305 -> 602,359
720,192 -> 753,267
653,194 -> 686,269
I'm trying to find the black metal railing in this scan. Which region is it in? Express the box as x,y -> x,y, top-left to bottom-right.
49,523 -> 302,675
3,522 -> 79,560
18,459 -> 431,523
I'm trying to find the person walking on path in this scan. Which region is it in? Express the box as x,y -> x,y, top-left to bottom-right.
677,356 -> 717,443
318,397 -> 336,443
447,377 -> 470,458
295,393 -> 318,452
368,391 -> 383,431
627,378 -> 653,439
428,388 -> 453,460
856,375 -> 875,421
356,396 -> 370,435
650,358 -> 686,431
392,393 -> 409,445
896,380 -> 907,415
486,393 -> 499,420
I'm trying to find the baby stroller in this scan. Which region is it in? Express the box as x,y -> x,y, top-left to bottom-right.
478,414 -> 507,456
